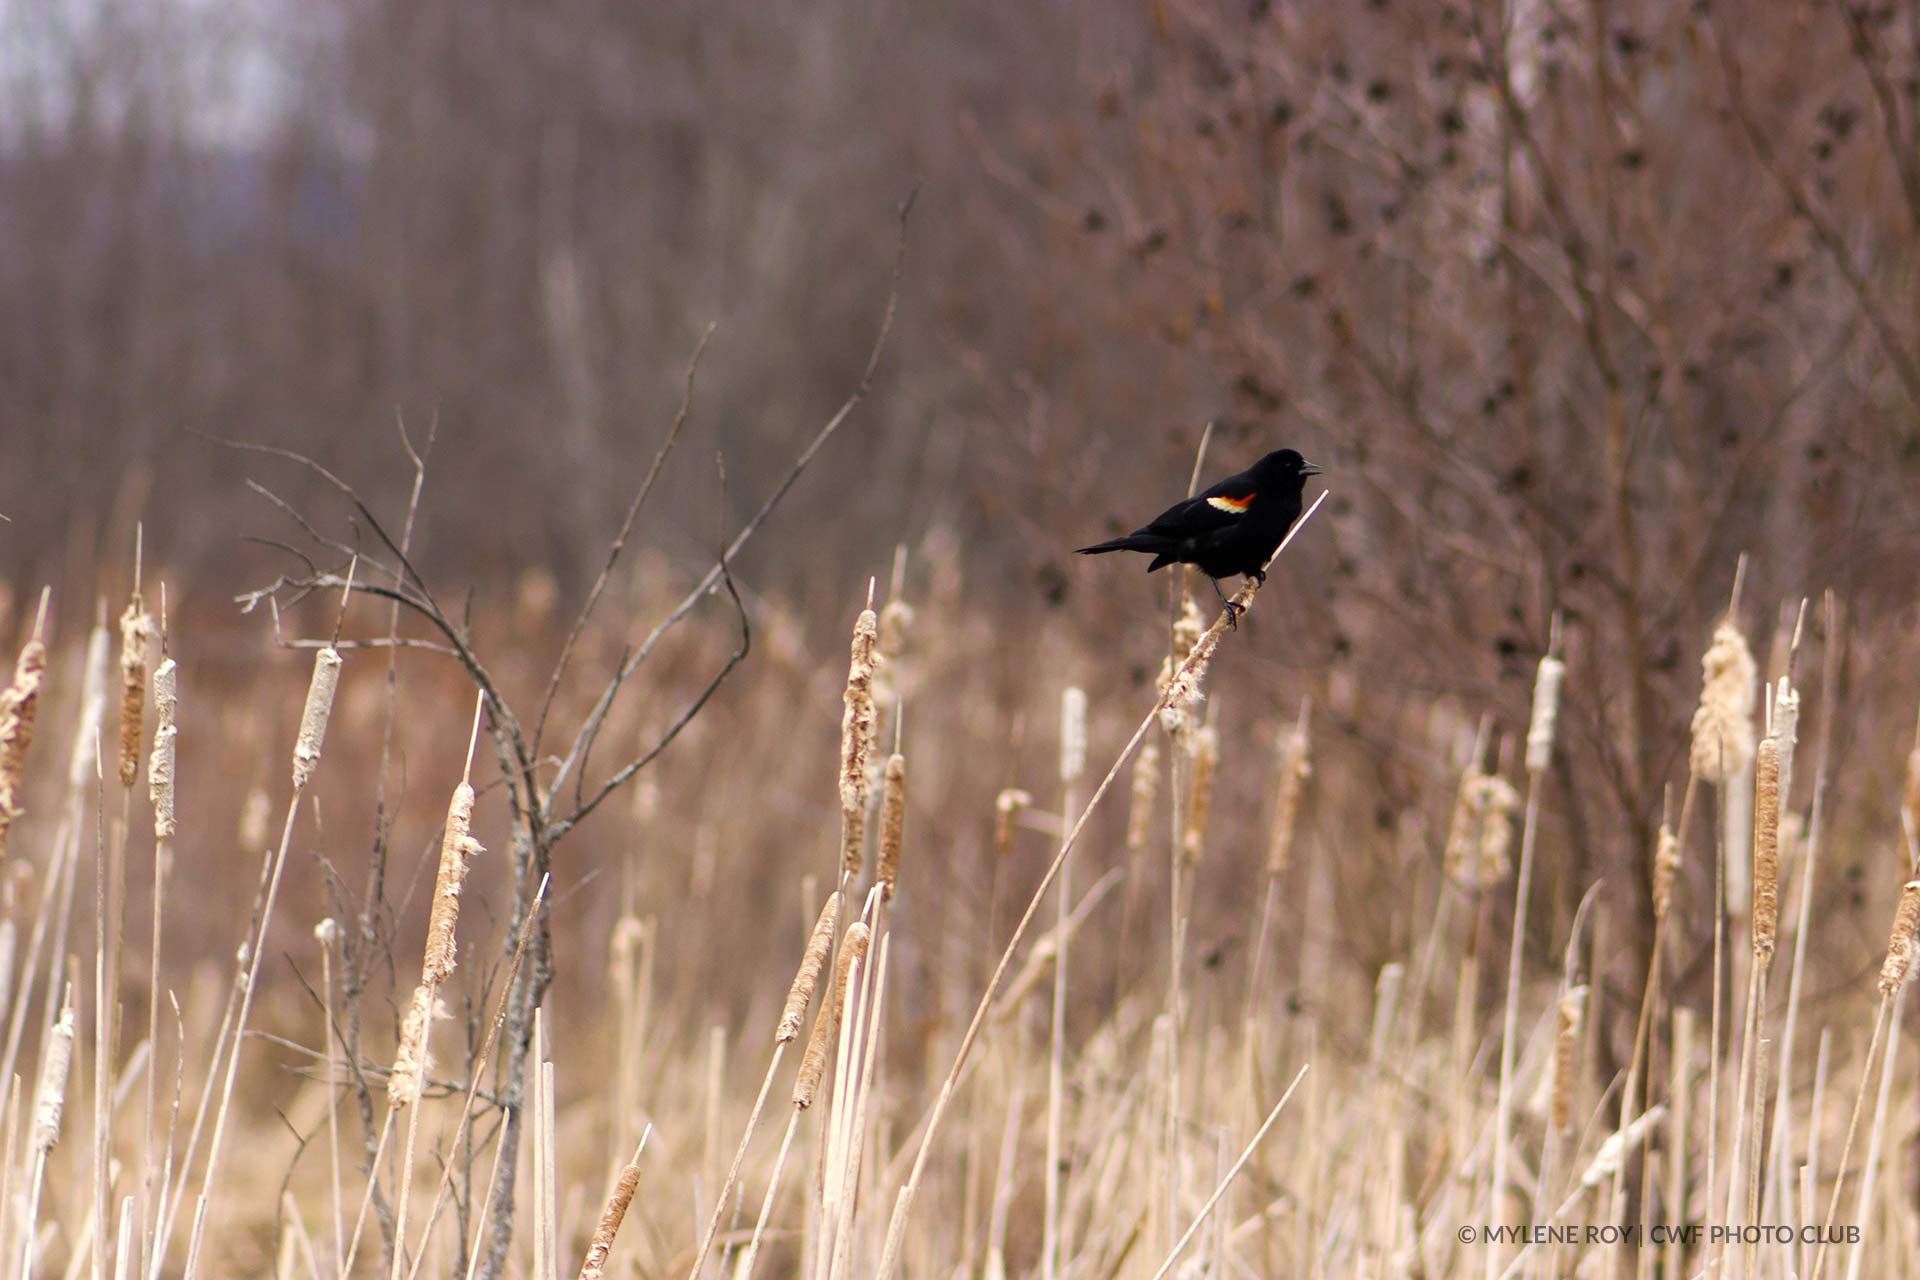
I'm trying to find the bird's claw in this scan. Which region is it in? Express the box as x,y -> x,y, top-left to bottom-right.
1222,600 -> 1243,629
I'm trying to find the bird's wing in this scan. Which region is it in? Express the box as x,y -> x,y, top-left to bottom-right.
1196,471 -> 1261,512
1134,493 -> 1241,539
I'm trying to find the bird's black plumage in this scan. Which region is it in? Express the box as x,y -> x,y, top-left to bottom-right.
1076,449 -> 1322,586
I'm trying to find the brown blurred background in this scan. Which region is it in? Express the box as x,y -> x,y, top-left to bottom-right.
6,0 -> 1920,1058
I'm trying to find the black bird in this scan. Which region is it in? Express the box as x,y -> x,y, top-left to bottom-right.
1076,448 -> 1322,617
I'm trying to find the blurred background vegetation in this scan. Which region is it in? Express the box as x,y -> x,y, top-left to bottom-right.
6,0 -> 1920,1073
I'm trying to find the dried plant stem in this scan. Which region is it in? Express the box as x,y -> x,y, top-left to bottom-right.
1147,1065 -> 1308,1280
1842,982 -> 1906,1280
741,1110 -> 802,1278
1043,687 -> 1085,1280
315,923 -> 345,1276
875,493 -> 1326,1278
1487,767 -> 1546,1280
1809,997 -> 1891,1280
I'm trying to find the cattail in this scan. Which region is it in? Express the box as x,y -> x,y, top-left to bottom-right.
994,789 -> 1032,860
117,594 -> 153,787
1878,880 -> 1920,998
1689,621 -> 1756,783
33,1000 -> 75,1153
148,657 -> 178,840
388,984 -> 438,1107
314,917 -> 339,949
238,785 -> 270,850
578,1156 -> 644,1280
778,892 -> 841,1043
1443,767 -> 1485,885
877,599 -> 914,660
1475,774 -> 1519,883
0,631 -> 48,861
1171,597 -> 1205,667
877,755 -> 907,901
423,781 -> 483,983
1751,736 -> 1781,958
1182,725 -> 1219,864
1266,722 -> 1312,876
1651,823 -> 1681,922
794,922 -> 870,1110
1160,624 -> 1225,728
1551,985 -> 1586,1132
1525,654 -> 1566,774
1770,676 -> 1800,804
291,646 -> 343,790
838,609 -> 879,879
1059,687 -> 1087,787
1445,769 -> 1518,886
1126,743 -> 1160,853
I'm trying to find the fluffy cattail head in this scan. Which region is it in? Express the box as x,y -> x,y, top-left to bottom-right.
117,594 -> 154,787
1651,824 -> 1681,922
388,984 -> 440,1107
993,789 -> 1031,860
838,609 -> 879,879
1751,737 -> 1781,959
148,657 -> 179,840
877,754 -> 907,900
1126,743 -> 1160,854
291,646 -> 343,790
877,599 -> 914,660
0,634 -> 48,861
33,1000 -> 75,1153
1689,621 -> 1756,784
1525,654 -> 1566,775
1551,984 -> 1587,1133
1266,722 -> 1312,877
1181,725 -> 1219,865
422,780 -> 483,984
1879,880 -> 1920,998
1445,769 -> 1519,888
1059,687 -> 1087,787
778,892 -> 841,1044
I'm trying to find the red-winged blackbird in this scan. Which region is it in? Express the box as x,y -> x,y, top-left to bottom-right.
1076,448 -> 1322,614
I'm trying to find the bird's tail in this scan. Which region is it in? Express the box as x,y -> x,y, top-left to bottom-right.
1075,533 -> 1164,556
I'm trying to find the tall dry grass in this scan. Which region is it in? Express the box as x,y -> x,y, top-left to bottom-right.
2,509 -> 1920,1280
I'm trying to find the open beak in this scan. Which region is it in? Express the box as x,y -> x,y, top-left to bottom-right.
1300,461 -> 1324,477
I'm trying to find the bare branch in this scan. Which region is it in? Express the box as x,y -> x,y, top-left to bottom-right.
534,321 -> 718,755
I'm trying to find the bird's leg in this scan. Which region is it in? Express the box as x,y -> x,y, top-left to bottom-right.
1208,575 -> 1241,629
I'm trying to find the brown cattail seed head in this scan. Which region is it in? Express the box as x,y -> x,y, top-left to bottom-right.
1878,880 -> 1920,998
778,892 -> 841,1043
877,754 -> 907,900
1689,621 -> 1756,784
422,780 -> 482,984
1059,687 -> 1087,786
148,657 -> 178,839
578,1157 -> 645,1280
117,595 -> 154,787
1126,742 -> 1160,853
1651,824 -> 1681,922
291,646 -> 343,789
1525,655 -> 1566,774
33,1000 -> 75,1153
388,984 -> 438,1106
1551,985 -> 1586,1133
0,636 -> 47,862
1266,724 -> 1312,876
1751,737 -> 1781,959
1181,725 -> 1219,865
994,789 -> 1031,860
794,921 -> 871,1109
838,610 -> 879,879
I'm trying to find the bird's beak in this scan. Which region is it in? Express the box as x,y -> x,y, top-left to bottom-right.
1300,461 -> 1324,477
